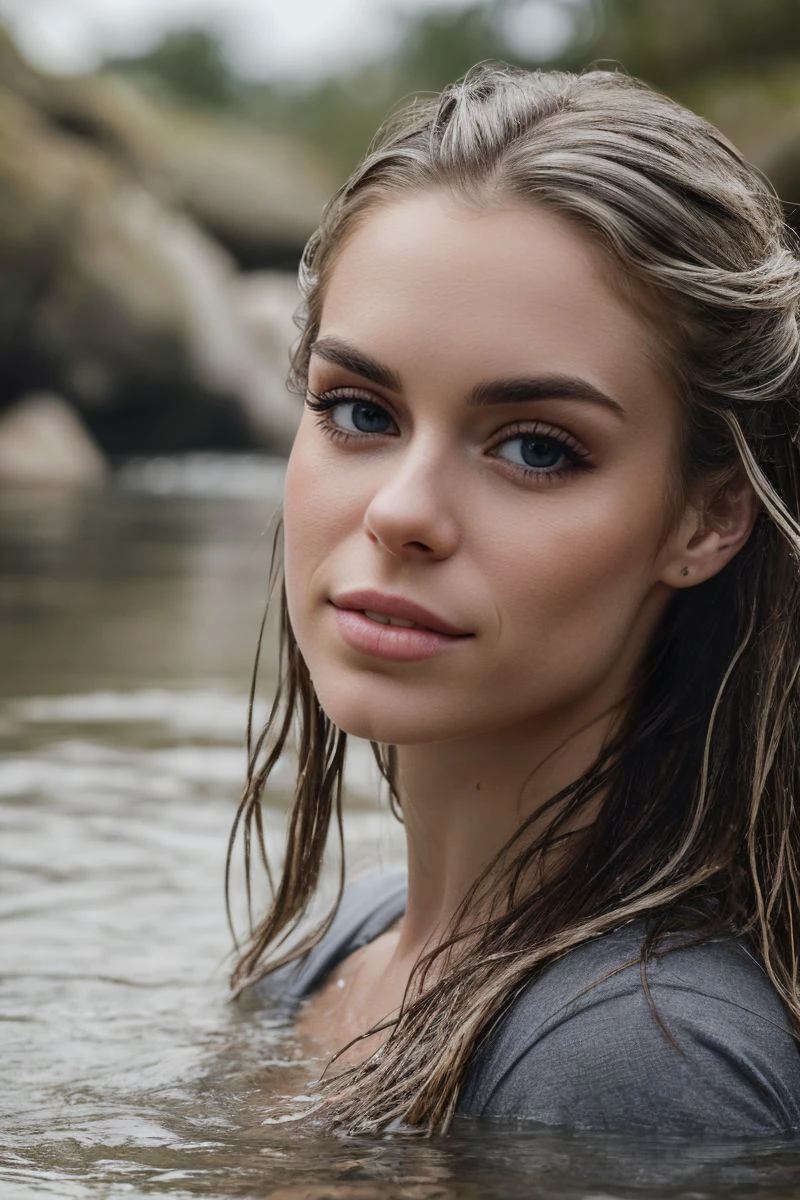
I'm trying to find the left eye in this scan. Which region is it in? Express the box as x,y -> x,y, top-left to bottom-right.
331,401 -> 394,435
495,435 -> 569,471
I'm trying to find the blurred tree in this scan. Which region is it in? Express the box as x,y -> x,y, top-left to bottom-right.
564,0 -> 800,84
391,4 -> 508,89
99,0 -> 800,182
241,4 -> 515,174
105,28 -> 239,109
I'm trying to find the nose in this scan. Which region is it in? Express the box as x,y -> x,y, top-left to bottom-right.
363,444 -> 460,561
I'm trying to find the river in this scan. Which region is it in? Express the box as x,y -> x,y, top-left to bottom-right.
2,456 -> 800,1199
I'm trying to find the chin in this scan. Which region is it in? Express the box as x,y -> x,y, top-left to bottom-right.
315,700 -> 431,746
308,674 -> 449,746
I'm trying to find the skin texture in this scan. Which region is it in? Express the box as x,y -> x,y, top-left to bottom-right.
283,192 -> 756,1054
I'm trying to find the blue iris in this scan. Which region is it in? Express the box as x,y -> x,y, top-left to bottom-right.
518,436 -> 564,469
350,402 -> 393,434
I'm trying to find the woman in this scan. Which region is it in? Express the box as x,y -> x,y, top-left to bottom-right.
227,64 -> 800,1136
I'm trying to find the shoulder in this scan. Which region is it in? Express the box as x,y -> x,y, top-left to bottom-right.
461,924 -> 800,1134
253,869 -> 407,1010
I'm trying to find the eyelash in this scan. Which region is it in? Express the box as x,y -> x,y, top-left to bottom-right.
305,388 -> 593,485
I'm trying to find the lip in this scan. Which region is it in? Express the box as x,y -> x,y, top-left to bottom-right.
330,608 -> 470,662
329,589 -> 470,637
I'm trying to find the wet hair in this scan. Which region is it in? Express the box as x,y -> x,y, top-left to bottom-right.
227,64 -> 800,1133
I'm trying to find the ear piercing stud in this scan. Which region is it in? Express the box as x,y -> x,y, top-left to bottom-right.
680,566 -> 690,577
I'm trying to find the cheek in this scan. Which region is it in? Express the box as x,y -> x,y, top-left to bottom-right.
486,483 -> 671,686
488,478 -> 659,592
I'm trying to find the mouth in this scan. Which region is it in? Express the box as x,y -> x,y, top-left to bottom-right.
329,598 -> 472,663
329,589 -> 472,638
362,610 -> 426,629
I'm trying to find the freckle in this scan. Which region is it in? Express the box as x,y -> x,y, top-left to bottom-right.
475,782 -> 482,791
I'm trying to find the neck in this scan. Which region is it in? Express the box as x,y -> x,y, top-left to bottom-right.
393,702 -> 619,960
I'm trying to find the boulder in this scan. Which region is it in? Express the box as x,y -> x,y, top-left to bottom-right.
0,85 -> 299,453
142,106 -> 334,269
0,28 -> 336,267
0,30 -> 325,453
231,271 -> 304,445
0,392 -> 108,487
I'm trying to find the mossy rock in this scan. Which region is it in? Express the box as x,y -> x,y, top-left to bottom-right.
0,27 -> 335,267
0,84 -> 294,452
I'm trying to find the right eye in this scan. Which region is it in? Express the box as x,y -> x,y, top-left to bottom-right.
305,389 -> 398,439
330,400 -> 395,435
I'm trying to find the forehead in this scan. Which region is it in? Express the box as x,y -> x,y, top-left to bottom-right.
318,192 -> 677,426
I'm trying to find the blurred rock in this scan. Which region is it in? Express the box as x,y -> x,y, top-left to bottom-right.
0,28 -> 335,268
141,218 -> 302,450
231,271 -> 304,443
234,272 -> 301,360
0,392 -> 108,487
0,86 -> 227,451
145,109 -> 333,269
0,68 -> 301,453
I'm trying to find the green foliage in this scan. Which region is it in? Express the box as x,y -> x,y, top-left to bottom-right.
239,3 -> 524,177
101,0 -> 800,178
105,28 -> 239,109
391,4 -> 509,89
563,0 -> 800,84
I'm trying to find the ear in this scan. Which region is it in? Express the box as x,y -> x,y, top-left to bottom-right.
659,477 -> 759,588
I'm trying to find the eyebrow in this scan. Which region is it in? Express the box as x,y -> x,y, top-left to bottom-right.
310,335 -> 626,419
311,336 -> 401,391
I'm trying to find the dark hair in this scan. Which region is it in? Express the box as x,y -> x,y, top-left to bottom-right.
227,64 -> 800,1133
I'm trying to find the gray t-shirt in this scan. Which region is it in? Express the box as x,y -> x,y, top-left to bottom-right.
259,871 -> 800,1135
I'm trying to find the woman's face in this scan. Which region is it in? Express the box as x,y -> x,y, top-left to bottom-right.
284,192 -> 689,746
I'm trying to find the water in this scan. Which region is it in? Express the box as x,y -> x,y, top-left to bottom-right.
2,456 -> 800,1199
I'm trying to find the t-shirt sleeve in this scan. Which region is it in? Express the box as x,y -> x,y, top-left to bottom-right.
465,940 -> 800,1134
